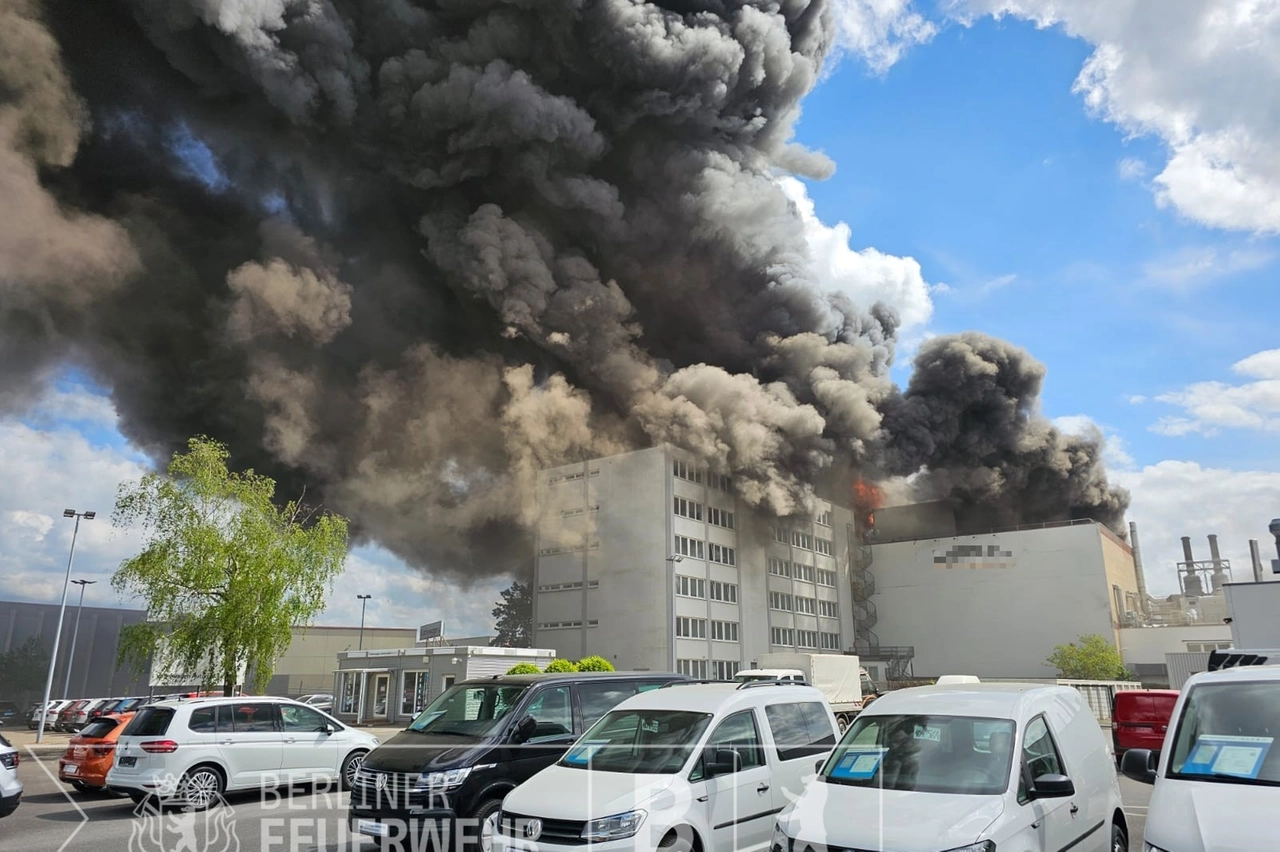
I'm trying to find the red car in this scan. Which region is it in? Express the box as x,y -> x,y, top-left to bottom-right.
1112,689 -> 1178,764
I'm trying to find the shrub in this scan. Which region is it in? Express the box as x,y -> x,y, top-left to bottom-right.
506,662 -> 542,675
544,658 -> 578,673
576,655 -> 615,672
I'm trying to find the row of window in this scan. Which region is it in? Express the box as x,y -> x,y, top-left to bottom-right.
538,542 -> 600,556
547,469 -> 600,484
676,659 -> 741,680
676,576 -> 740,603
773,528 -> 834,555
768,628 -> 841,649
674,497 -> 702,521
767,558 -> 837,587
819,599 -> 839,618
672,461 -> 734,494
769,592 -> 841,616
559,505 -> 600,517
538,620 -> 600,630
707,506 -> 734,529
816,510 -> 832,526
815,538 -> 833,556
710,580 -> 738,603
674,536 -> 736,565
820,632 -> 842,651
674,535 -> 704,560
675,617 -> 741,642
672,498 -> 737,530
537,580 -> 600,592
708,543 -> 736,566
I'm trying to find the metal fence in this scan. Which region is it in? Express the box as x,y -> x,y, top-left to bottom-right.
1057,679 -> 1142,725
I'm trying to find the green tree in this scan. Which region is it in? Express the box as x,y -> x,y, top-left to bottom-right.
492,581 -> 533,647
0,636 -> 50,697
544,658 -> 578,673
112,436 -> 349,696
1047,634 -> 1134,681
576,655 -> 614,672
506,662 -> 541,675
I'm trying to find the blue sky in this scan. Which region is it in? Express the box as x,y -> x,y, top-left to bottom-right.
3,1 -> 1279,633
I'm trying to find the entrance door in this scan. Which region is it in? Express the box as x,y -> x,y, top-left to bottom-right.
372,674 -> 390,719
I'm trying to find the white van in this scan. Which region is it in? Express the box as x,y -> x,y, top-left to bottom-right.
495,682 -> 838,852
774,683 -> 1128,852
1121,662 -> 1280,851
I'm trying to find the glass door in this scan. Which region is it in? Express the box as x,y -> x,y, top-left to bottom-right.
402,671 -> 429,716
373,674 -> 390,718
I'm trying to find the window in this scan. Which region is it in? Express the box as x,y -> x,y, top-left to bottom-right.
712,660 -> 738,681
819,599 -> 839,618
709,581 -> 738,603
816,569 -> 837,587
677,658 -> 709,678
559,505 -> 600,517
690,710 -> 765,781
538,580 -> 600,592
229,703 -> 278,733
674,535 -> 704,559
707,507 -> 735,529
673,459 -> 703,484
674,496 -> 703,521
281,704 -> 330,733
794,563 -> 814,583
187,707 -> 217,734
791,531 -> 814,550
538,620 -> 600,629
774,527 -> 789,544
795,596 -> 816,615
816,510 -> 832,526
711,620 -> 739,642
708,543 -> 736,566
1019,716 -> 1064,803
676,616 -> 708,639
769,558 -> 792,577
765,701 -> 836,761
815,538 -> 833,556
577,681 -> 639,728
709,473 -> 733,492
124,707 -> 176,737
820,632 -> 842,651
797,630 -> 819,649
769,591 -> 793,611
676,575 -> 706,598
771,627 -> 795,647
525,686 -> 573,742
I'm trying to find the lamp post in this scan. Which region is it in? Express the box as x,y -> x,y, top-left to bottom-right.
37,509 -> 95,743
62,579 -> 98,697
357,594 -> 372,650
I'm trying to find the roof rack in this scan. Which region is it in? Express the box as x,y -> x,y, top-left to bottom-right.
658,679 -> 724,689
736,680 -> 803,690
1207,649 -> 1280,671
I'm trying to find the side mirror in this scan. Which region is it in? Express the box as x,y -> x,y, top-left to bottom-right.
322,723 -> 336,735
512,715 -> 538,744
1120,749 -> 1159,785
814,758 -> 826,775
1030,773 -> 1075,798
705,748 -> 742,778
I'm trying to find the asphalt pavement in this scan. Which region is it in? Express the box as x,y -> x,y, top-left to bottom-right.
5,753 -> 1155,852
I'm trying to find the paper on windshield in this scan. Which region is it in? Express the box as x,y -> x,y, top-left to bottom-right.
563,740 -> 607,765
1181,735 -> 1273,779
828,747 -> 887,780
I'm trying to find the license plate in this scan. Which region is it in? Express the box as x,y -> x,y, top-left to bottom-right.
119,756 -> 136,767
357,820 -> 388,837
64,764 -> 79,775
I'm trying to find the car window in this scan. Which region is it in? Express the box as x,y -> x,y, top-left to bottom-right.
1019,716 -> 1064,802
765,701 -> 836,761
281,704 -> 331,732
690,710 -> 765,781
78,718 -> 120,739
229,703 -> 278,733
525,686 -> 573,741
188,707 -> 218,733
124,707 -> 174,737
577,681 -> 639,728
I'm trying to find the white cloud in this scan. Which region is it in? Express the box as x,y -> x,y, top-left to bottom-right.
780,177 -> 935,335
952,0 -> 1280,233
1142,246 -> 1274,291
1148,348 -> 1280,436
1113,461 -> 1280,596
831,0 -> 937,74
1118,157 -> 1148,181
1052,414 -> 1136,470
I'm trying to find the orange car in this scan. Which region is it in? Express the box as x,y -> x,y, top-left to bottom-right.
57,713 -> 134,792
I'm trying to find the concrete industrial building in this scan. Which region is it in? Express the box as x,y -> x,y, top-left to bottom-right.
533,447 -> 857,678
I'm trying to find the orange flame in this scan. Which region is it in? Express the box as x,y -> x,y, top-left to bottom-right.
852,478 -> 884,511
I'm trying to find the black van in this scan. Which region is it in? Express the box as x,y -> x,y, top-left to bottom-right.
349,671 -> 689,848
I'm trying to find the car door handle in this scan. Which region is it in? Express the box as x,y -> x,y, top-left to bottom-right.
1031,820 -> 1041,829
284,737 -> 297,744
757,783 -> 770,794
696,795 -> 708,802
219,740 -> 233,746
1069,804 -> 1079,816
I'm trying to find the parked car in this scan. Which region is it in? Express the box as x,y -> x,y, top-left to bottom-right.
1121,661 -> 1280,851
32,699 -> 69,729
774,682 -> 1128,852
297,694 -> 334,713
1111,688 -> 1178,767
73,698 -> 116,730
349,671 -> 690,848
0,722 -> 21,818
106,696 -> 379,809
493,681 -> 838,852
58,712 -> 137,793
57,699 -> 91,732
0,702 -> 20,726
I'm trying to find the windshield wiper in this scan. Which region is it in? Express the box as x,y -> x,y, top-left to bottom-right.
1174,772 -> 1280,787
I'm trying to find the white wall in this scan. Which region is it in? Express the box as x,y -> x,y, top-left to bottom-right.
1225,582 -> 1280,648
870,524 -> 1122,679
1118,625 -> 1233,665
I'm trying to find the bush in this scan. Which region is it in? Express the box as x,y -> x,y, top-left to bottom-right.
576,655 -> 615,672
1046,634 -> 1134,681
506,662 -> 542,675
544,658 -> 578,673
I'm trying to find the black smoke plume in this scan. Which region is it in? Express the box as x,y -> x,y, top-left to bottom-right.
1,0 -> 1127,582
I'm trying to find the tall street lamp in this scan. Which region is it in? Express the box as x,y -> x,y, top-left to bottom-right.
62,579 -> 98,697
357,594 -> 373,650
37,509 -> 95,743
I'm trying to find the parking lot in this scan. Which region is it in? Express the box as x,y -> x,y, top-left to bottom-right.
6,753 -> 1152,852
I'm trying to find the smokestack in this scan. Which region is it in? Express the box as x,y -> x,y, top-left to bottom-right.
1270,519 -> 1280,566
1129,521 -> 1150,617
1207,534 -> 1230,593
1181,536 -> 1204,596
1250,540 -> 1266,583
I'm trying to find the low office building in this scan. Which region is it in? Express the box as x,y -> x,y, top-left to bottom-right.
332,645 -> 555,726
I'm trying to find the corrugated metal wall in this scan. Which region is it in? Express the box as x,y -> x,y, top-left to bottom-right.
1166,652 -> 1211,689
465,651 -> 556,680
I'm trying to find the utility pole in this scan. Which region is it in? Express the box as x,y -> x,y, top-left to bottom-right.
62,579 -> 98,697
37,509 -> 95,744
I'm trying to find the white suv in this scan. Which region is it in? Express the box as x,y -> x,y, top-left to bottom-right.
0,722 -> 21,818
496,682 -> 839,852
107,696 -> 379,809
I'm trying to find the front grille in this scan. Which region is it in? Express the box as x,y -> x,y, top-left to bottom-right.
351,768 -> 424,810
499,811 -> 587,846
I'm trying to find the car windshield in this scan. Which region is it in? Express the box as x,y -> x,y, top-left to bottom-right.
406,684 -> 528,737
823,714 -> 1016,795
1167,681 -> 1280,786
558,709 -> 712,774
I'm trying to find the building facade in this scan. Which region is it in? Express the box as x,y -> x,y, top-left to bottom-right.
533,447 -> 856,678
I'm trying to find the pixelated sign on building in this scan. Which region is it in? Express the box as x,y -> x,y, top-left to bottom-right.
933,544 -> 1016,570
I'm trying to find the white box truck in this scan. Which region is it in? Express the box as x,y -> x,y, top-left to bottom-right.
734,653 -> 874,732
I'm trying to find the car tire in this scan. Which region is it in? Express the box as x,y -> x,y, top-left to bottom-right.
1111,821 -> 1128,852
836,714 -> 849,734
473,798 -> 504,852
340,750 -> 367,792
177,765 -> 225,811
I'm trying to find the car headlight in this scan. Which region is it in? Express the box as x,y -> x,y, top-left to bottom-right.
580,810 -> 647,842
770,822 -> 792,852
415,766 -> 472,790
941,843 -> 995,852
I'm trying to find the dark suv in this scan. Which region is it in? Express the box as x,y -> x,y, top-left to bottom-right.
349,671 -> 689,849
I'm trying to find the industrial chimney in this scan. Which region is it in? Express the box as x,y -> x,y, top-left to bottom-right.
1250,539 -> 1266,583
1208,534 -> 1230,592
1270,519 -> 1280,570
1129,522 -> 1150,618
1181,536 -> 1204,596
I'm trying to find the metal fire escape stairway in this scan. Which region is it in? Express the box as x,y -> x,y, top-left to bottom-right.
849,528 -> 915,681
